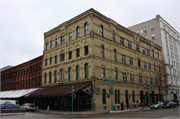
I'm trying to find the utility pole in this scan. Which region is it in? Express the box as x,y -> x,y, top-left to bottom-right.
144,80 -> 152,108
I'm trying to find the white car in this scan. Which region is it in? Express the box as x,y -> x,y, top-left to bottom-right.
23,103 -> 36,112
151,101 -> 164,109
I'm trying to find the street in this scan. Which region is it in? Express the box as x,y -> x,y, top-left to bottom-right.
1,107 -> 179,119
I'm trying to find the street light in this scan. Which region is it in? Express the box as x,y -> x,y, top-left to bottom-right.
144,80 -> 152,108
106,76 -> 116,111
167,84 -> 173,101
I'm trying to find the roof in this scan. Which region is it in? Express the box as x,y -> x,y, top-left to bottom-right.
30,82 -> 92,97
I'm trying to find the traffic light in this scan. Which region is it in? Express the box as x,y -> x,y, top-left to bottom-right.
109,87 -> 111,93
72,85 -> 76,99
107,93 -> 110,98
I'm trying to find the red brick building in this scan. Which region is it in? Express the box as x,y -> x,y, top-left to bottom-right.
1,55 -> 43,91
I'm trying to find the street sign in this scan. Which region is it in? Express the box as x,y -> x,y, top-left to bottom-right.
91,98 -> 95,101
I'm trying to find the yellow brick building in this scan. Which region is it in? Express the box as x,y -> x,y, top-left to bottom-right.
40,8 -> 166,111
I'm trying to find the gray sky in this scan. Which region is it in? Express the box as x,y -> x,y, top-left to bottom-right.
0,0 -> 180,68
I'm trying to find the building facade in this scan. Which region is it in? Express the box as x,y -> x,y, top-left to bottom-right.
128,15 -> 180,101
1,55 -> 43,91
37,9 -> 166,111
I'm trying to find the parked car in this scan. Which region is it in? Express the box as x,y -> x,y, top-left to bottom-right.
23,103 -> 36,112
151,101 -> 164,109
162,101 -> 177,108
1,102 -> 19,109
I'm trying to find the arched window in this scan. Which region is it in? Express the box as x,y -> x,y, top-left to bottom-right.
76,26 -> 80,37
100,25 -> 103,36
114,49 -> 116,61
101,45 -> 104,58
84,22 -> 88,34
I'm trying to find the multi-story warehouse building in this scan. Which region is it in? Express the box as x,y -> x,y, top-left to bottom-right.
128,15 -> 180,101
1,55 -> 43,91
30,8 -> 166,111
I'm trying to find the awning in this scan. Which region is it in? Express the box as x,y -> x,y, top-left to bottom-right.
30,82 -> 92,97
0,88 -> 40,98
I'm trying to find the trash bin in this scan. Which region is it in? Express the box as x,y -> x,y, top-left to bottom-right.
121,102 -> 124,110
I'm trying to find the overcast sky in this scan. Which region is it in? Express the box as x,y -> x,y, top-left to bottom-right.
0,0 -> 179,68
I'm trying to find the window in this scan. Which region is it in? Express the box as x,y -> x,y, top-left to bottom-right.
152,50 -> 154,57
84,22 -> 88,34
155,78 -> 157,85
27,67 -> 28,74
55,55 -> 57,64
85,63 -> 89,79
128,41 -> 132,48
118,90 -> 120,104
157,52 -> 159,59
140,29 -> 143,34
166,41 -> 168,47
136,44 -> 139,52
114,49 -> 117,61
121,54 -> 125,64
76,66 -> 80,80
171,78 -> 173,84
39,76 -> 41,86
46,43 -> 48,50
145,77 -> 148,84
137,60 -> 141,67
100,25 -> 103,36
54,71 -> 57,83
69,32 -> 72,41
61,35 -> 65,44
55,38 -> 58,46
84,45 -> 88,55
123,73 -> 127,82
76,26 -> 80,37
101,45 -> 104,58
130,74 -> 134,82
45,59 -> 47,66
143,62 -> 147,69
102,89 -> 106,105
151,26 -> 154,31
151,34 -> 155,40
142,47 -> 146,54
150,78 -> 153,85
102,68 -> 105,78
147,49 -> 150,56
49,72 -> 51,84
114,70 -> 117,80
148,63 -> 151,70
139,76 -> 142,83
165,33 -> 167,39
44,73 -> 46,84
76,48 -> 80,58
171,52 -> 174,59
50,57 -> 52,65
144,28 -> 147,33
173,69 -> 176,76
167,49 -> 169,56
176,62 -> 179,69
112,33 -> 115,41
169,67 -> 172,74
69,51 -> 72,60
60,69 -> 64,80
132,91 -> 135,103
129,57 -> 133,65
50,41 -> 53,48
68,67 -> 71,81
136,30 -> 139,34
60,53 -> 64,62
120,37 -> 124,45
115,90 -> 117,104
40,62 -> 42,71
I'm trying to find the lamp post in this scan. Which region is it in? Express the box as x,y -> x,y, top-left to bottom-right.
167,84 -> 173,101
144,80 -> 152,108
106,76 -> 116,111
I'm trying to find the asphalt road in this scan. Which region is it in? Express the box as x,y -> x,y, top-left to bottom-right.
1,107 -> 180,119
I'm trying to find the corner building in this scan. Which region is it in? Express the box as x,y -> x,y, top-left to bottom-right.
42,8 -> 166,111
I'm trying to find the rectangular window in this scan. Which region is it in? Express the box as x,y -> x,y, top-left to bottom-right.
136,44 -> 139,52
68,67 -> 71,81
151,34 -> 155,40
137,60 -> 141,67
61,35 -> 65,44
60,53 -> 65,62
152,50 -> 154,57
129,57 -> 133,65
76,66 -> 80,80
76,48 -> 80,58
143,62 -> 147,69
145,77 -> 148,84
102,89 -> 106,105
49,72 -> 51,84
120,37 -> 124,45
151,26 -> 154,31
69,51 -> 72,60
102,68 -> 105,78
27,67 -> 28,75
132,91 -> 135,103
50,41 -> 53,48
60,69 -> 64,80
112,33 -> 115,41
139,76 -> 142,83
114,71 -> 117,80
55,55 -> 57,64
123,73 -> 127,82
142,47 -> 146,54
144,28 -> 147,33
39,76 -> 41,86
69,32 -> 72,41
85,63 -> 89,79
128,41 -> 132,48
84,45 -> 88,55
130,74 -> 134,82
44,73 -> 46,84
50,57 -> 52,65
46,43 -> 48,50
118,90 -> 120,104
54,71 -> 57,83
40,62 -> 42,71
121,54 -> 126,64
147,49 -> 150,56
115,90 -> 117,104
148,63 -> 151,70
45,59 -> 47,66
140,29 -> 143,34
55,38 -> 58,46
150,78 -> 153,85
